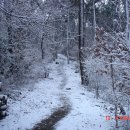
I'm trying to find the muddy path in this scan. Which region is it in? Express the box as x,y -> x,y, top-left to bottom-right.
32,105 -> 70,130
31,60 -> 71,130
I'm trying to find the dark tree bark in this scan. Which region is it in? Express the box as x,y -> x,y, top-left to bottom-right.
110,55 -> 115,91
78,0 -> 89,86
4,0 -> 14,75
4,0 -> 13,48
41,34 -> 44,59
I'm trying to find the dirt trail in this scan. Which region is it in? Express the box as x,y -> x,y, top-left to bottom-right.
31,105 -> 70,130
31,60 -> 71,130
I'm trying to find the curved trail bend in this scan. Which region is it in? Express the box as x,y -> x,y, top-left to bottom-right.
32,59 -> 71,130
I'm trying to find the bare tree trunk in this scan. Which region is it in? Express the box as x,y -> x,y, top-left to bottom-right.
78,0 -> 89,86
126,0 -> 129,47
95,86 -> 99,99
41,34 -> 44,59
67,8 -> 70,64
52,19 -> 58,61
110,56 -> 119,128
93,0 -> 96,45
4,0 -> 14,74
4,0 -> 13,51
115,104 -> 119,128
110,55 -> 115,91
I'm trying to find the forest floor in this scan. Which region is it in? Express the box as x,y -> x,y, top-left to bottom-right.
0,55 -> 116,130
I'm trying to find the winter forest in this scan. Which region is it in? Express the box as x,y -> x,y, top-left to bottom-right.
0,0 -> 130,130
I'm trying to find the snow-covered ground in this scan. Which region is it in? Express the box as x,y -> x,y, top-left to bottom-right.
0,62 -> 63,130
0,55 -> 116,130
55,60 -> 114,130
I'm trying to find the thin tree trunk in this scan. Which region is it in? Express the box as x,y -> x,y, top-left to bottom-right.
41,34 -> 44,59
115,104 -> 118,128
4,0 -> 13,51
67,8 -> 70,64
126,0 -> 129,47
53,19 -> 58,61
93,0 -> 96,44
110,55 -> 115,91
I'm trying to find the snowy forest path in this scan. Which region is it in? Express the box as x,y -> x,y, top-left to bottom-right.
32,58 -> 72,130
0,55 -> 114,130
